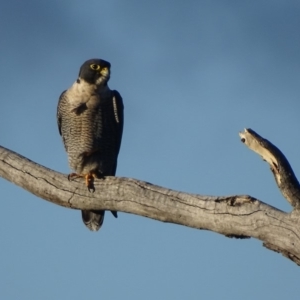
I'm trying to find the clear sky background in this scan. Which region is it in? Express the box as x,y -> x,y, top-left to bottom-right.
0,1 -> 300,299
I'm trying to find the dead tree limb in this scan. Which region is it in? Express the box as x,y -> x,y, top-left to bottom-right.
0,128 -> 300,265
239,128 -> 300,208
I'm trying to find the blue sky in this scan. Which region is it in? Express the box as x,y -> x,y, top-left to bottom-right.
0,1 -> 300,299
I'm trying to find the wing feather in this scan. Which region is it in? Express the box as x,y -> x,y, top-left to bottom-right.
112,90 -> 124,157
57,90 -> 67,136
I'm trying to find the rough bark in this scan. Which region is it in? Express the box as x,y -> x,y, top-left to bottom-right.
0,128 -> 300,265
239,128 -> 300,208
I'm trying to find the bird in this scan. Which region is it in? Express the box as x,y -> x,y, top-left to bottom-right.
57,58 -> 124,231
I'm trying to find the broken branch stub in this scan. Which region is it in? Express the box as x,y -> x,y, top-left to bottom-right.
239,128 -> 300,209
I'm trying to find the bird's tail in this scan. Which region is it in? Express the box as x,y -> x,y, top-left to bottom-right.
81,210 -> 105,231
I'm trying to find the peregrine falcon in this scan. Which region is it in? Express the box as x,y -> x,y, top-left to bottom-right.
57,58 -> 124,231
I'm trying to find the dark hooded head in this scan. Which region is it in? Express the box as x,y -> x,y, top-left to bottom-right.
78,58 -> 111,85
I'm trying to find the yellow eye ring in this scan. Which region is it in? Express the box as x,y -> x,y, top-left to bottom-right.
90,64 -> 100,71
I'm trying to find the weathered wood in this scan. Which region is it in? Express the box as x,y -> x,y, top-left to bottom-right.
1,140 -> 300,265
239,128 -> 300,208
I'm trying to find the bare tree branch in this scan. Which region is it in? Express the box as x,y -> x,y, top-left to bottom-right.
1,128 -> 300,265
240,128 -> 300,208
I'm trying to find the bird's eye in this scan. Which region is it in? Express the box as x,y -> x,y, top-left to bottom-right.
90,64 -> 100,70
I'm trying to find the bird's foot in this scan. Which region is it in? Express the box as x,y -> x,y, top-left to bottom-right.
68,173 -> 83,181
85,173 -> 96,193
67,172 -> 96,193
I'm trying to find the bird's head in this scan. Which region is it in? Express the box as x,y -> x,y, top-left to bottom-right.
78,58 -> 111,86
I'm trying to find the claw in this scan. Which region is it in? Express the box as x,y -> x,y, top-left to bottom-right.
85,173 -> 95,193
68,173 -> 82,181
88,186 -> 95,193
68,172 -> 97,193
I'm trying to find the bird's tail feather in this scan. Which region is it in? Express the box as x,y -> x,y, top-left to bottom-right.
81,210 -> 105,231
110,211 -> 118,218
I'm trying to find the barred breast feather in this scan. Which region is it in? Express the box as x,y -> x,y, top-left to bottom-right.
57,81 -> 124,177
